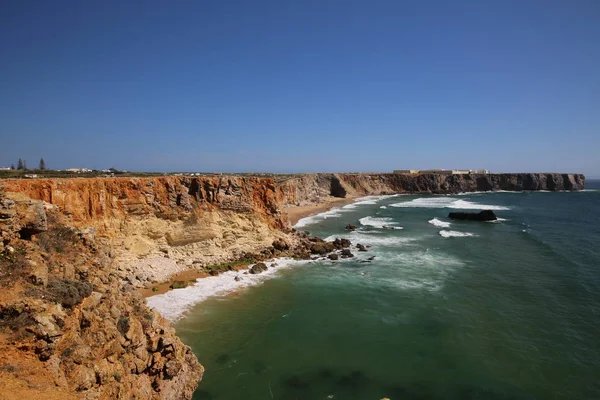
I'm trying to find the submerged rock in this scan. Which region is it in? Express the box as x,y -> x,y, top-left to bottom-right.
356,243 -> 367,252
448,210 -> 497,221
345,224 -> 357,231
328,253 -> 339,261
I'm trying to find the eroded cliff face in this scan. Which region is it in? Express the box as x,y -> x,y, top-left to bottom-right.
280,173 -> 585,205
0,188 -> 203,399
1,177 -> 291,286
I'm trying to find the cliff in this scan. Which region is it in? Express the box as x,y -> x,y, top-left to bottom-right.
281,173 -> 585,206
0,172 -> 584,399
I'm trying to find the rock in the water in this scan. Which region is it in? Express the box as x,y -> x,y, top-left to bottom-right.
249,262 -> 268,274
310,241 -> 334,255
234,276 -> 242,282
345,224 -> 357,231
332,238 -> 352,249
448,210 -> 497,221
341,249 -> 354,258
328,253 -> 339,261
356,243 -> 367,252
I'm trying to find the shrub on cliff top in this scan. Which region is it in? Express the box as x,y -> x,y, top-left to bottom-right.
46,278 -> 92,308
37,222 -> 77,254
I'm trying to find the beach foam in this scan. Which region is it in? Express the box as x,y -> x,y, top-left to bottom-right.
294,195 -> 399,227
390,197 -> 510,210
439,230 -> 476,238
146,259 -> 307,321
428,218 -> 451,228
359,216 -> 402,229
325,231 -> 417,247
294,208 -> 347,228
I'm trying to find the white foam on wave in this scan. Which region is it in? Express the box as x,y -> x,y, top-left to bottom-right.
294,195 -> 399,227
375,249 -> 465,292
380,205 -> 387,209
439,230 -> 476,238
146,258 -> 308,321
343,194 -> 398,209
390,197 -> 510,210
325,231 -> 417,247
294,208 -> 347,228
428,218 -> 451,228
359,216 -> 402,229
487,217 -> 507,223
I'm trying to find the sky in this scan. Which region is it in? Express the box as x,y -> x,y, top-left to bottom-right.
1,1 -> 599,176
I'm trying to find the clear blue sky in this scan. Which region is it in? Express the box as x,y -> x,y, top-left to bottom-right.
1,1 -> 599,176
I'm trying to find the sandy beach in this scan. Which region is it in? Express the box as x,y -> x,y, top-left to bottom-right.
284,196 -> 357,226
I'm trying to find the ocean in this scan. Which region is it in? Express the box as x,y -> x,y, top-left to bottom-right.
153,181 -> 600,399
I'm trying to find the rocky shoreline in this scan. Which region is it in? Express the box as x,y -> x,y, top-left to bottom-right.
0,172 -> 585,399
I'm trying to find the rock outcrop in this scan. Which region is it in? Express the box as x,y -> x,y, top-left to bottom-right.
0,187 -> 203,399
280,173 -> 585,207
448,210 -> 498,221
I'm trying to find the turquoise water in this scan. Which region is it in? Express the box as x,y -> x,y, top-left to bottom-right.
174,182 -> 600,400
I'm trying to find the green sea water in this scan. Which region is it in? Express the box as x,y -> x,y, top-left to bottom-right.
165,182 -> 600,399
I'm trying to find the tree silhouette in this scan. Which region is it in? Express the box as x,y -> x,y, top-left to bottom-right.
10,164 -> 15,170
17,158 -> 23,170
39,158 -> 46,170
23,160 -> 27,171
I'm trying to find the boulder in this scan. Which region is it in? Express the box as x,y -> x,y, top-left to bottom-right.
327,253 -> 339,261
310,242 -> 334,255
448,210 -> 497,221
341,249 -> 354,258
345,224 -> 357,231
332,238 -> 352,249
356,243 -> 367,252
272,238 -> 289,251
249,263 -> 268,274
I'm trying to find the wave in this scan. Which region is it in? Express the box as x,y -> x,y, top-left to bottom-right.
487,217 -> 507,223
294,208 -> 348,228
439,230 -> 476,238
428,218 -> 451,228
376,250 -> 465,291
147,259 -> 308,321
295,195 -> 400,227
359,216 -> 402,229
325,231 -> 418,247
390,197 -> 510,210
343,194 -> 399,209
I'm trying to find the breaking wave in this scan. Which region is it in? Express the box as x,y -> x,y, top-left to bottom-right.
147,259 -> 308,321
390,197 -> 510,210
439,230 -> 476,238
359,216 -> 402,229
325,231 -> 417,247
294,208 -> 347,228
428,218 -> 451,228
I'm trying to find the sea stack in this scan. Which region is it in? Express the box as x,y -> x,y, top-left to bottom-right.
448,210 -> 498,221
